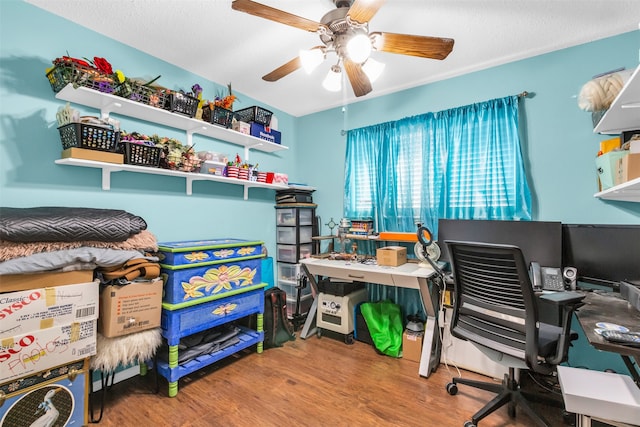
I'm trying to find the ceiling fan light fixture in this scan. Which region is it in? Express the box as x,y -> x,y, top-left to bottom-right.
322,65 -> 342,92
346,32 -> 372,64
299,48 -> 324,74
362,57 -> 385,83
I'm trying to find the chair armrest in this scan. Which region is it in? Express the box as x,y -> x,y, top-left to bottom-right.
539,291 -> 586,367
539,291 -> 585,306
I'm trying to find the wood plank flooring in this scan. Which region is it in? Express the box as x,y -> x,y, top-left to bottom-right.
92,335 -> 568,427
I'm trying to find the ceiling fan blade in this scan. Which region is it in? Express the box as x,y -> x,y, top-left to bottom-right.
347,0 -> 386,24
343,58 -> 372,97
372,32 -> 454,60
232,0 -> 323,32
262,57 -> 302,82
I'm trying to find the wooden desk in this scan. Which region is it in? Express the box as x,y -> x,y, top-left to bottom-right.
575,291 -> 640,385
299,258 -> 440,378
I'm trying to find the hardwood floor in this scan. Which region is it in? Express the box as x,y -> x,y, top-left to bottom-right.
92,335 -> 569,427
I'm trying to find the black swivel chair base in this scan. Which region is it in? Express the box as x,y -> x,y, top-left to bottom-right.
446,367 -> 558,427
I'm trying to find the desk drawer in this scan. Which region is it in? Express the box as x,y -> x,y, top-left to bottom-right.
306,264 -> 394,286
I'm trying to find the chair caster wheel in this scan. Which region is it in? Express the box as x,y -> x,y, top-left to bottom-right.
463,421 -> 476,427
446,382 -> 458,395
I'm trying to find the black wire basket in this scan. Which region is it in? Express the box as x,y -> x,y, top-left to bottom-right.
202,105 -> 234,128
58,122 -> 120,152
123,141 -> 162,167
234,106 -> 273,127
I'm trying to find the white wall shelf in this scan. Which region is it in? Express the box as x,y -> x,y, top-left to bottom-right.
592,65 -> 640,202
55,158 -> 289,200
593,65 -> 640,135
55,84 -> 289,160
53,84 -> 293,199
594,177 -> 640,202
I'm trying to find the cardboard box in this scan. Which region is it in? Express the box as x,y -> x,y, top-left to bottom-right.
0,281 -> 99,339
617,153 -> 640,184
0,358 -> 89,426
402,330 -> 424,362
376,246 -> 407,266
0,270 -> 94,293
232,120 -> 251,135
99,278 -> 163,338
0,319 -> 97,383
62,147 -> 124,164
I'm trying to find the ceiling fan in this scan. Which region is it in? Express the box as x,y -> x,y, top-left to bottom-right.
231,0 -> 455,97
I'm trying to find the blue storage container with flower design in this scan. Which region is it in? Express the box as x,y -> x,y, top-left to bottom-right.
157,238 -> 265,306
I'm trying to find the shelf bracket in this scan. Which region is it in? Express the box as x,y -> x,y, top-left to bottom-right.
186,129 -> 194,147
185,176 -> 194,195
101,168 -> 112,191
243,185 -> 249,200
99,101 -> 123,120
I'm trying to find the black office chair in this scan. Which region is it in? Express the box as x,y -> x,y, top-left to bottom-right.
443,240 -> 585,427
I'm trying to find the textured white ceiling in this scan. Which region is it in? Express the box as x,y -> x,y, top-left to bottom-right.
27,0 -> 640,117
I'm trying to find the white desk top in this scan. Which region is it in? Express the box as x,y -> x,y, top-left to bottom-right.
300,258 -> 436,279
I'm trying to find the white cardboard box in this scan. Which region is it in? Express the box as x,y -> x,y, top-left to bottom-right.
0,319 -> 97,383
557,365 -> 640,425
0,281 -> 99,339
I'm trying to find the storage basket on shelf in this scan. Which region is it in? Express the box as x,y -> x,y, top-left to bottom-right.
47,59 -> 116,94
115,80 -> 166,108
202,105 -> 235,128
237,167 -> 250,180
225,165 -> 240,178
122,141 -> 162,167
163,92 -> 199,118
58,122 -> 120,152
165,151 -> 203,172
234,106 -> 273,126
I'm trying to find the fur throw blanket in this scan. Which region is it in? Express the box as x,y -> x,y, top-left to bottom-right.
91,328 -> 163,373
0,230 -> 158,262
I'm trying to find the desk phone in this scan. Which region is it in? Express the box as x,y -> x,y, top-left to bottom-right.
530,262 -> 564,291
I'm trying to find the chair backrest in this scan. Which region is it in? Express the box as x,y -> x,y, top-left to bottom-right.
445,240 -> 541,370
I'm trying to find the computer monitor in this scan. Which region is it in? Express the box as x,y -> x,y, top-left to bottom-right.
562,224 -> 640,285
436,219 -> 563,269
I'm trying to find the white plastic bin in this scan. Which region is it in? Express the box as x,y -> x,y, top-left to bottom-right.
277,243 -> 313,263
276,208 -> 314,226
276,226 -> 313,244
277,263 -> 301,283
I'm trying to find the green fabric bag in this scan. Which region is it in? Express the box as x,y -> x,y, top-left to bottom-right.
360,300 -> 403,357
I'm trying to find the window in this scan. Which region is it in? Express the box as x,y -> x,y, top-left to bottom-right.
344,96 -> 531,233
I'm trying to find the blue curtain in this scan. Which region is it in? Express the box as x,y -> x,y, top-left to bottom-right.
344,95 -> 531,320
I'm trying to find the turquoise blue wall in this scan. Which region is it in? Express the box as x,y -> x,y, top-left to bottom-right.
2,2 -> 638,374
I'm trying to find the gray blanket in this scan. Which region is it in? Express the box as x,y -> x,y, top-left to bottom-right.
0,207 -> 147,243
